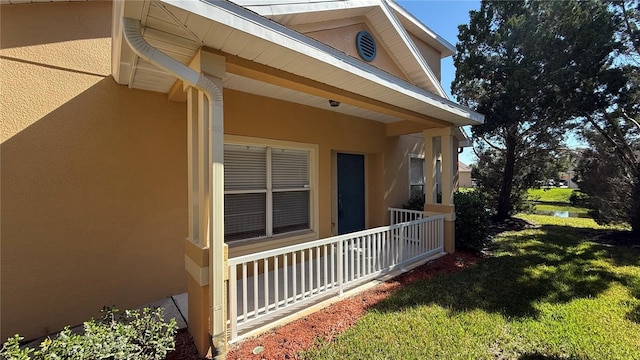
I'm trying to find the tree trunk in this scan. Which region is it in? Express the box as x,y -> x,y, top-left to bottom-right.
496,134 -> 517,221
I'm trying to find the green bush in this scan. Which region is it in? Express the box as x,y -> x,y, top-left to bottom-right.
402,193 -> 442,211
454,191 -> 491,251
403,193 -> 425,211
0,307 -> 177,360
569,190 -> 589,206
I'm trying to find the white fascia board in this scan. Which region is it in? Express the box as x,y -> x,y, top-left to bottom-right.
162,0 -> 483,125
378,0 -> 448,99
454,127 -> 472,147
386,0 -> 456,58
232,0 -> 377,17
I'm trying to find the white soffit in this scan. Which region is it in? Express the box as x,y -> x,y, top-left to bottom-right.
114,0 -> 484,126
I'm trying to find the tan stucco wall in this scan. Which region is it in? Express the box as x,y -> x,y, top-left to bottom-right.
304,23 -> 409,81
409,33 -> 442,81
1,2 -> 188,341
384,134 -> 425,212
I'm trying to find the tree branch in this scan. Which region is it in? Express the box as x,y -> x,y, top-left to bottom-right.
585,114 -> 637,177
479,134 -> 505,152
618,1 -> 640,56
621,109 -> 640,133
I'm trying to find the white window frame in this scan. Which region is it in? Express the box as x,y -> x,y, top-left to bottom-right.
224,135 -> 319,243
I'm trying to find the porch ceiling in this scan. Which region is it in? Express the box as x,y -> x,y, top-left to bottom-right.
112,0 -> 484,127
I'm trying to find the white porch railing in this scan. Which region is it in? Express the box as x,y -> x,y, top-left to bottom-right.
227,213 -> 444,341
389,207 -> 425,225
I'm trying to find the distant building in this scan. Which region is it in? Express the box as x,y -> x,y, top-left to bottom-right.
459,161 -> 473,188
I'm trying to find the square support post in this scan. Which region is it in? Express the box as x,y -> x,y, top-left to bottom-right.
183,50 -> 227,359
423,127 -> 458,253
423,131 -> 438,205
185,87 -> 213,354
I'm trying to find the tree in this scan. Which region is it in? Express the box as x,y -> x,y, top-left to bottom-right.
453,0 -> 621,220
574,0 -> 640,235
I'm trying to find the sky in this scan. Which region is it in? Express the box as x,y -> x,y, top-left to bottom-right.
397,0 -> 481,164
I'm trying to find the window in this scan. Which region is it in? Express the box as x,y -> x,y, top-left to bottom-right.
224,144 -> 311,241
409,155 -> 425,198
409,155 -> 442,201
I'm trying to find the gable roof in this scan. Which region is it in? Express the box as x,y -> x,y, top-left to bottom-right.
234,0 -> 449,98
459,162 -> 472,172
112,0 -> 484,127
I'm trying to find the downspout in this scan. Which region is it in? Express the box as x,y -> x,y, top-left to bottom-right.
121,18 -> 227,358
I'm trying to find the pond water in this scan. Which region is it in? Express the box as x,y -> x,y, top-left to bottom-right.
534,210 -> 590,218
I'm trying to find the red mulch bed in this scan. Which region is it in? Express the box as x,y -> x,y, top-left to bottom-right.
166,252 -> 482,360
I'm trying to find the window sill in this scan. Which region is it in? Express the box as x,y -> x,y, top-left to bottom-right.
227,230 -> 318,258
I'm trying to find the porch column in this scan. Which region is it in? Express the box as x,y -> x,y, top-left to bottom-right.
184,50 -> 227,358
423,133 -> 438,205
422,127 -> 458,253
185,87 -> 211,355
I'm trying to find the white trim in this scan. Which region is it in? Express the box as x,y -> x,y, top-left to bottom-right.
377,0 -> 448,98
185,255 -> 209,286
386,0 -> 456,56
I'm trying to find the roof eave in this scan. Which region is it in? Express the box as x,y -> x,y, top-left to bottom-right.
386,0 -> 456,58
113,0 -> 483,126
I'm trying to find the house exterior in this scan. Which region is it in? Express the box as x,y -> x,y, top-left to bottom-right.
459,161 -> 473,188
1,0 -> 482,356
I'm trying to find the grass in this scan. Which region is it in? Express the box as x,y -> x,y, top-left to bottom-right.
528,188 -> 574,204
535,204 -> 589,215
302,215 -> 640,360
528,188 -> 591,216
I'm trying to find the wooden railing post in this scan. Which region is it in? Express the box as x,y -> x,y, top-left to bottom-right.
337,240 -> 344,296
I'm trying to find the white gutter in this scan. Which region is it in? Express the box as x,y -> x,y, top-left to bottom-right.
122,17 -> 227,358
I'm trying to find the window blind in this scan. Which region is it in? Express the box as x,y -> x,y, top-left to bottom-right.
224,144 -> 267,191
273,191 -> 310,234
410,157 -> 425,185
272,149 -> 309,189
224,193 -> 266,240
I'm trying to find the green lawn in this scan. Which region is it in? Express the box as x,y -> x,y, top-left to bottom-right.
535,204 -> 590,215
528,188 -> 574,203
302,215 -> 640,359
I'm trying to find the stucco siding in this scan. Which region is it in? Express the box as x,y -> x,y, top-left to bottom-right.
1,1 -> 188,341
303,22 -> 409,81
409,33 -> 441,81
384,134 -> 425,212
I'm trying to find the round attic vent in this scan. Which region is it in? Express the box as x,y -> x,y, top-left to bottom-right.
356,31 -> 377,62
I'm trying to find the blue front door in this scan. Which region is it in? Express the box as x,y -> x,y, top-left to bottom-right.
337,153 -> 365,235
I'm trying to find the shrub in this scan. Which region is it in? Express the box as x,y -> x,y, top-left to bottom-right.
569,190 -> 589,207
402,193 -> 442,211
454,191 -> 491,251
403,193 -> 425,211
0,307 -> 177,360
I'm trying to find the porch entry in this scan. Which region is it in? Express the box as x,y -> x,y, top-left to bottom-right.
337,153 -> 365,235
